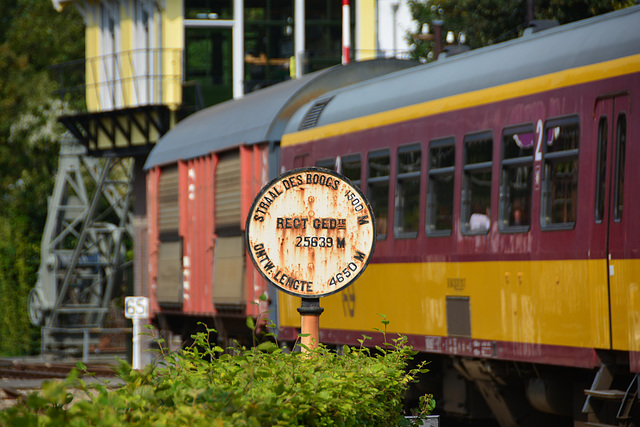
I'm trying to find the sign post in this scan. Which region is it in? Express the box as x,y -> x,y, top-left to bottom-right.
246,167 -> 376,350
297,298 -> 324,350
124,296 -> 149,369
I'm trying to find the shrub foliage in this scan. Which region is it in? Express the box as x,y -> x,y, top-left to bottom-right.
1,316 -> 434,426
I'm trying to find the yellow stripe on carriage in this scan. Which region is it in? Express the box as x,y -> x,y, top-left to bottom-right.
282,54 -> 640,147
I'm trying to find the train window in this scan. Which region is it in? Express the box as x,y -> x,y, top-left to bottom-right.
461,132 -> 493,235
541,116 -> 580,229
368,150 -> 390,239
500,125 -> 534,232
316,158 -> 335,171
294,154 -> 310,167
342,154 -> 361,187
395,144 -> 421,238
594,117 -> 607,223
426,138 -> 455,236
613,113 -> 626,221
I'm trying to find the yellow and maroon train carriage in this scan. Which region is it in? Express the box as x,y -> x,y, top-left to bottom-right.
277,6 -> 640,426
143,6 -> 640,426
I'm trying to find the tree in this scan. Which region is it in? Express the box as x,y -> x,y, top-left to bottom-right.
406,0 -> 635,62
0,0 -> 84,355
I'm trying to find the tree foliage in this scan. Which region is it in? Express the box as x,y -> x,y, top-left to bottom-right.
0,0 -> 84,355
406,0 -> 635,62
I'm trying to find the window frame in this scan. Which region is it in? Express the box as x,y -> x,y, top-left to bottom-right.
340,154 -> 362,187
394,143 -> 421,239
540,115 -> 580,230
499,123 -> 534,234
460,131 -> 494,236
315,158 -> 336,171
426,137 -> 456,237
367,149 -> 391,240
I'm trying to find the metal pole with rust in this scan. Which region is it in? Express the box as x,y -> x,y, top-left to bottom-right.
298,298 -> 324,351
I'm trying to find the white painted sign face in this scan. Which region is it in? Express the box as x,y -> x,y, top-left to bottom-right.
124,296 -> 149,319
246,167 -> 376,298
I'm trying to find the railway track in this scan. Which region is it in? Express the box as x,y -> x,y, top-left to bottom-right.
0,360 -> 120,405
0,360 -> 115,380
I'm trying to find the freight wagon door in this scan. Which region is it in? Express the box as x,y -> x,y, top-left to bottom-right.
593,94 -> 631,356
157,165 -> 183,305
213,152 -> 245,306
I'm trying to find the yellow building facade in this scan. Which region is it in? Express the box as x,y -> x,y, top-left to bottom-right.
52,0 -> 389,154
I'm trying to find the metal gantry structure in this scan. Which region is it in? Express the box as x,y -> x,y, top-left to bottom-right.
29,133 -> 133,359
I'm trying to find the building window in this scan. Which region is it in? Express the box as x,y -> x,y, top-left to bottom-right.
395,144 -> 421,238
99,3 -> 119,110
305,0 -> 347,72
541,116 -> 580,229
368,150 -> 390,239
245,1 -> 294,93
461,132 -> 493,234
133,0 -> 158,106
500,125 -> 534,232
185,0 -> 232,20
426,138 -> 455,236
184,27 -> 233,108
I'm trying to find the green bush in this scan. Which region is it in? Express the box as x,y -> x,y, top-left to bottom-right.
1,317 -> 434,426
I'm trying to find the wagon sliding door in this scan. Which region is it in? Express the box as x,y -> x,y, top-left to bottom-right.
213,151 -> 245,306
157,165 -> 182,305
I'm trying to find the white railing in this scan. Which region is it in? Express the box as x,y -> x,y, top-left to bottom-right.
84,48 -> 182,112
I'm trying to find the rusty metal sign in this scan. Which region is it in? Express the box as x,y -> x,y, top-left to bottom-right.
246,167 -> 376,298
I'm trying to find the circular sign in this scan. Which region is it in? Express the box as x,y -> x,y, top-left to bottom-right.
246,167 -> 376,298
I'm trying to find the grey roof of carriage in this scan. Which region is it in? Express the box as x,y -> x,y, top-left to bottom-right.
284,5 -> 640,134
144,58 -> 419,169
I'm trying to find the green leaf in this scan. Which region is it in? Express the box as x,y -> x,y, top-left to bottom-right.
246,316 -> 255,330
256,341 -> 277,352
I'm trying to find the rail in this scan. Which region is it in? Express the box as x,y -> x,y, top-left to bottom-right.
0,360 -> 117,380
49,48 -> 183,113
0,359 -> 121,405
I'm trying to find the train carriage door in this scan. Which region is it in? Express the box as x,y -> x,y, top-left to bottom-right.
593,94 -> 631,354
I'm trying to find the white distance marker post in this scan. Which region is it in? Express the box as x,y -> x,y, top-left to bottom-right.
124,296 -> 149,370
